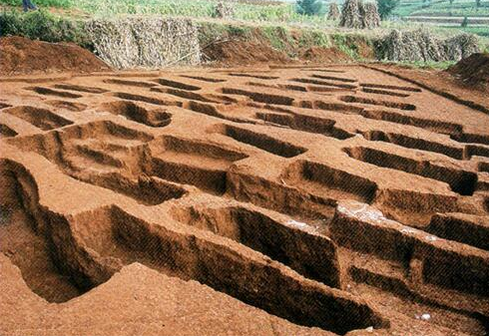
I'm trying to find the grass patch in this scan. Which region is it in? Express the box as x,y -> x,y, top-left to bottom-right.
392,60 -> 458,69
0,0 -> 333,26
0,0 -> 71,8
331,34 -> 361,59
260,25 -> 295,51
0,9 -> 89,46
393,0 -> 489,16
297,30 -> 331,48
441,25 -> 489,37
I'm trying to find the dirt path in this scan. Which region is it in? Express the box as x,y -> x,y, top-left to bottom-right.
1,64 -> 488,336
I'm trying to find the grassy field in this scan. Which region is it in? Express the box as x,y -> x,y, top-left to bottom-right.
394,0 -> 489,17
0,0 -> 333,26
3,0 -> 488,24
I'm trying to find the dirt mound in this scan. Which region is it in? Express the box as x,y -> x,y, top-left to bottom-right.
299,46 -> 351,63
0,36 -> 111,76
202,40 -> 290,66
448,53 -> 489,90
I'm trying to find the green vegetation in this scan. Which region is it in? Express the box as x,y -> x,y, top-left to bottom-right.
0,9 -> 89,45
0,0 -> 332,25
388,60 -> 458,69
378,0 -> 401,18
296,0 -> 323,16
457,25 -> 489,36
393,0 -> 489,17
461,15 -> 469,26
1,0 -> 71,8
331,34 -> 371,59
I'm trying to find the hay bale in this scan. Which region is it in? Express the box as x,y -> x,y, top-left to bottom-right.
328,2 -> 340,20
340,0 -> 364,29
378,29 -> 480,62
417,29 -> 446,62
361,2 -> 381,29
214,1 -> 235,19
85,17 -> 200,69
383,29 -> 445,62
444,33 -> 480,61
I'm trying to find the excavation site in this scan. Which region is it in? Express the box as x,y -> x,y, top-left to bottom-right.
1,60 -> 488,336
1,0 -> 489,329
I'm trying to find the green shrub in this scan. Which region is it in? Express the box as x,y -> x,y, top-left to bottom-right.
298,30 -> 331,48
332,34 -> 360,59
0,10 -> 90,47
0,0 -> 72,8
377,0 -> 401,19
296,0 -> 323,16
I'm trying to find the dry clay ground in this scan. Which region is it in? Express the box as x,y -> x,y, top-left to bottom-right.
0,64 -> 489,336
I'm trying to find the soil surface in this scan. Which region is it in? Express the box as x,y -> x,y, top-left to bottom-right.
1,62 -> 488,336
299,46 -> 351,63
0,36 -> 111,75
203,39 -> 291,66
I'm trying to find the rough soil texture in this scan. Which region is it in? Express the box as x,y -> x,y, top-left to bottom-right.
0,36 -> 111,75
448,53 -> 489,90
370,63 -> 489,108
202,39 -> 358,67
1,63 -> 488,336
299,46 -> 351,63
203,39 -> 291,66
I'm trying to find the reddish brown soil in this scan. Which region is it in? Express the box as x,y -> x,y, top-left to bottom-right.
299,46 -> 351,63
0,36 -> 111,75
203,33 -> 359,67
1,62 -> 488,336
369,63 -> 489,110
448,53 -> 489,90
203,39 -> 291,66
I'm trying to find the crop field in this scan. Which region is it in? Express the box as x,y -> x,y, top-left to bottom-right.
395,0 -> 489,16
0,0 -> 331,25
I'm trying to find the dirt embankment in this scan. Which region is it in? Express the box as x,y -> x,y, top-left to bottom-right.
447,53 -> 489,90
202,39 -> 291,66
0,36 -> 111,76
203,40 -> 358,67
201,27 -> 372,67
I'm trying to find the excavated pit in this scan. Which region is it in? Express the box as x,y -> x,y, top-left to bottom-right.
1,64 -> 488,336
100,100 -> 172,127
0,160 -> 85,302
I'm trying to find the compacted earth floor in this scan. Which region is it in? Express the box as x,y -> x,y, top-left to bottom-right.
0,64 -> 488,336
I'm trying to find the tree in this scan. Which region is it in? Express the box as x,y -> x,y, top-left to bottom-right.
296,0 -> 323,16
461,16 -> 469,27
377,0 -> 400,19
476,0 -> 481,7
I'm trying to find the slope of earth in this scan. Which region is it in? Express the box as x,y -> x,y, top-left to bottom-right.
0,63 -> 488,336
448,52 -> 489,90
0,36 -> 111,76
367,63 -> 489,110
